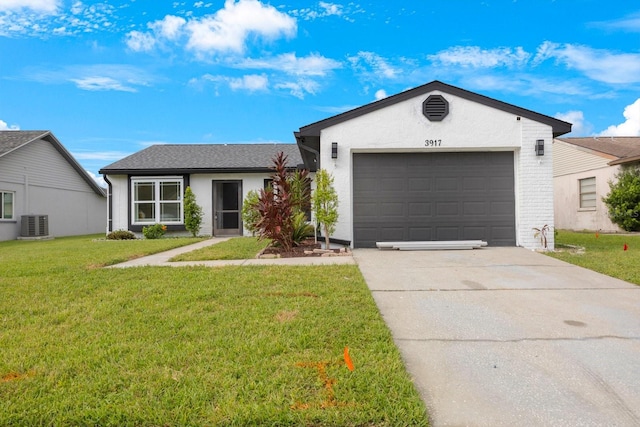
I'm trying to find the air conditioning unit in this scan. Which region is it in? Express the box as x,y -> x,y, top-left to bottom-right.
21,215 -> 49,237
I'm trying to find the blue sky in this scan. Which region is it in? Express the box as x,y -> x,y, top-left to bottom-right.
1,0 -> 640,183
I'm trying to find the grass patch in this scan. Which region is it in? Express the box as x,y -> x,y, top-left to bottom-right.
170,236 -> 270,261
547,230 -> 640,285
0,235 -> 428,426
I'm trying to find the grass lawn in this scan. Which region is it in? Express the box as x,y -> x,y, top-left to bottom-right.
548,230 -> 640,285
0,235 -> 428,426
170,236 -> 270,261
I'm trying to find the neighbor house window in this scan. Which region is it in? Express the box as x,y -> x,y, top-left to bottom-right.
0,191 -> 14,220
579,177 -> 596,209
131,178 -> 183,224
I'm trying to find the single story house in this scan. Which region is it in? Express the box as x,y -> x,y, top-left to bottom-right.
101,81 -> 571,250
553,137 -> 640,232
0,130 -> 107,241
99,144 -> 303,236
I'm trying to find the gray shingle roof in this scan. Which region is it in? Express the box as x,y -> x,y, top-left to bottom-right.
0,130 -> 49,156
556,137 -> 640,165
100,143 -> 304,174
0,130 -> 106,196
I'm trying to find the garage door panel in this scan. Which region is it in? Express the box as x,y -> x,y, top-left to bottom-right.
353,152 -> 516,248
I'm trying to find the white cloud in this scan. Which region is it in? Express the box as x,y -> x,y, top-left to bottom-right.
72,150 -> 132,161
0,0 -> 59,13
348,51 -> 401,80
201,73 -> 269,92
85,170 -> 107,188
229,74 -> 268,91
0,119 -> 20,130
70,76 -> 138,92
428,46 -> 530,68
150,14 -> 186,40
555,111 -> 592,136
236,52 -> 341,76
374,89 -> 387,100
534,41 -> 640,84
274,79 -> 319,99
125,30 -> 156,52
599,98 -> 640,136
589,12 -> 640,33
185,0 -> 296,54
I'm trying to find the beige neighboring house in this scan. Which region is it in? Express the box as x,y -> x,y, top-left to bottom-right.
553,137 -> 640,232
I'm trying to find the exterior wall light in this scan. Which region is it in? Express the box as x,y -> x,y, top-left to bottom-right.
535,139 -> 544,156
331,142 -> 338,159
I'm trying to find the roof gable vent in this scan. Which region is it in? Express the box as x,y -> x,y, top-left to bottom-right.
423,95 -> 449,121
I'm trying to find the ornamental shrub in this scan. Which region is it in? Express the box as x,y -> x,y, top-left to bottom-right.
603,166 -> 640,231
142,223 -> 167,239
106,229 -> 136,240
241,189 -> 261,236
184,186 -> 204,237
312,169 -> 339,249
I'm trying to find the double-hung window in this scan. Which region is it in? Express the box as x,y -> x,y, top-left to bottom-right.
579,177 -> 596,209
0,191 -> 14,220
132,178 -> 183,224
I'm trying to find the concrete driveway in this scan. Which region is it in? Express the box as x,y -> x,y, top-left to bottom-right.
353,247 -> 640,426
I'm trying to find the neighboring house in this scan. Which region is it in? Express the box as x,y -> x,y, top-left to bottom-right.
0,130 -> 107,241
100,81 -> 571,250
553,137 -> 640,232
99,144 -> 303,237
295,80 -> 571,250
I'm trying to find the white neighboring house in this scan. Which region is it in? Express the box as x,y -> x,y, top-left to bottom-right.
295,81 -> 572,250
553,137 -> 640,232
99,144 -> 304,237
0,131 -> 107,241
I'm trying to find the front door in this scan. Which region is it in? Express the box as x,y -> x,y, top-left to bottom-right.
213,180 -> 242,236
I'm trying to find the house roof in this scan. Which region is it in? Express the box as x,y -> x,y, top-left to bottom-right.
294,80 -> 572,171
0,130 -> 106,196
99,143 -> 304,175
555,137 -> 640,166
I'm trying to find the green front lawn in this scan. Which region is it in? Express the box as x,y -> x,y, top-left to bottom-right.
170,236 -> 270,261
548,230 -> 640,285
0,235 -> 428,426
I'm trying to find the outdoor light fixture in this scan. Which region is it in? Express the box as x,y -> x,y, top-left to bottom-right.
331,142 -> 338,159
535,139 -> 544,156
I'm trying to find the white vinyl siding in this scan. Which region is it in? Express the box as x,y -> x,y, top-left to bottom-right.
579,177 -> 596,209
0,191 -> 14,220
132,177 -> 183,225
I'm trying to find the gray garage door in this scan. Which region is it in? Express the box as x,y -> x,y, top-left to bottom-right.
353,152 -> 516,248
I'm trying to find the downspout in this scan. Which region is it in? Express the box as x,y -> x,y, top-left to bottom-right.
103,175 -> 113,234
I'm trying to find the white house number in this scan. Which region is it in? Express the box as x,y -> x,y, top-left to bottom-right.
424,139 -> 442,147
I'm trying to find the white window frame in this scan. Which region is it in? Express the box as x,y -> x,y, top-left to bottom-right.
579,177 -> 596,209
131,177 -> 184,225
0,190 -> 14,220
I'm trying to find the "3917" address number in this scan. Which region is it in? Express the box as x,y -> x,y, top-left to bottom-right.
424,139 -> 442,147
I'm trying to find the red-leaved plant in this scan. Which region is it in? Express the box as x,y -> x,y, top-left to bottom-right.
255,152 -> 311,252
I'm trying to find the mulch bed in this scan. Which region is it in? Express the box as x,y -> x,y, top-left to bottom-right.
259,238 -> 346,258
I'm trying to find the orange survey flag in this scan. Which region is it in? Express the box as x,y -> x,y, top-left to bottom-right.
344,346 -> 355,371
624,243 -> 629,251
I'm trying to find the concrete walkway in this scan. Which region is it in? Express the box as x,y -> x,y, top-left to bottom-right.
353,247 -> 640,427
108,237 -> 355,268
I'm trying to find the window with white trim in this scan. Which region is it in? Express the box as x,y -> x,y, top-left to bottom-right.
579,177 -> 596,209
131,178 -> 183,224
0,191 -> 14,220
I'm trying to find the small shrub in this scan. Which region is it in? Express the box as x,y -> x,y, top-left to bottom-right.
142,223 -> 167,239
292,211 -> 315,245
241,189 -> 261,236
184,186 -> 204,237
106,230 -> 136,240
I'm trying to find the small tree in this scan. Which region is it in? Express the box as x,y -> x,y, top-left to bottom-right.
603,166 -> 640,231
312,169 -> 339,249
184,186 -> 204,237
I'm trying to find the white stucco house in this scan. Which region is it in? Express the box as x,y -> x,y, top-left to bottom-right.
553,137 -> 640,232
99,144 -> 304,237
101,81 -> 571,250
0,131 -> 107,241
